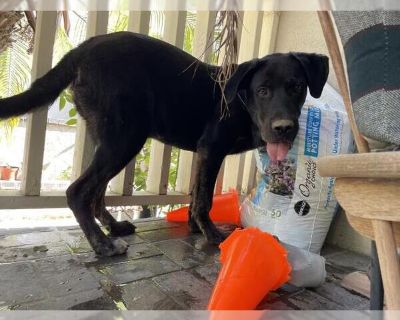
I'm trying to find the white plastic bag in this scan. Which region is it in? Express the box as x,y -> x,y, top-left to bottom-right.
241,85 -> 353,253
283,241 -> 326,287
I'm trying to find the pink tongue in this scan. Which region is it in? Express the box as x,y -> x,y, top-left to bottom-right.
267,143 -> 290,162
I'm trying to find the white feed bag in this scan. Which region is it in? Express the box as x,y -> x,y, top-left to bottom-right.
241,85 -> 353,253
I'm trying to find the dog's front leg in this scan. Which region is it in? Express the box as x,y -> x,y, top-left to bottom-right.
190,143 -> 227,244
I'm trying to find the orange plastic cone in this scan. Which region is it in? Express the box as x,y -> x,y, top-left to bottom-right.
166,190 -> 241,225
208,228 -> 291,310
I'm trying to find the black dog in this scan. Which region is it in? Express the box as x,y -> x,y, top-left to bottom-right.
0,32 -> 329,256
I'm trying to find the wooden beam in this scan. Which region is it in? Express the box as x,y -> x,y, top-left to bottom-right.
241,151 -> 257,194
109,159 -> 136,196
128,10 -> 150,34
222,154 -> 244,192
215,159 -> 225,195
21,11 -> 58,196
334,178 -> 400,221
109,11 -> 151,196
0,192 -> 191,209
176,11 -> 217,195
192,10 -> 217,61
71,11 -> 109,181
146,11 -> 187,195
372,220 -> 400,309
146,142 -> 173,195
238,11 -> 264,62
259,11 -> 280,55
317,152 -> 400,179
175,152 -> 197,194
163,11 -> 187,48
222,11 -> 264,193
236,153 -> 246,192
215,11 -> 245,194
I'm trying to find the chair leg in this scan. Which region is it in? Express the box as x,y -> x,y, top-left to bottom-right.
372,220 -> 400,309
370,240 -> 384,310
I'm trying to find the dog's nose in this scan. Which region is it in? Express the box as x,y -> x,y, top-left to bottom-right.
271,119 -> 294,135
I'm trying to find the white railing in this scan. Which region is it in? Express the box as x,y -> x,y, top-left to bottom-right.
0,10 -> 280,209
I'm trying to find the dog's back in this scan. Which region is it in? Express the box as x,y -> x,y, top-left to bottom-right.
0,32 -> 221,151
72,32 -> 222,150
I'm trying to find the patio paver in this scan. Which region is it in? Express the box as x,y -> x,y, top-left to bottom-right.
0,219 -> 370,310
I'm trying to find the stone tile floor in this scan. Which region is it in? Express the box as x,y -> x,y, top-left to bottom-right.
0,219 -> 371,310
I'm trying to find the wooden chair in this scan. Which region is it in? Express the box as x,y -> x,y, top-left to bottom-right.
317,12 -> 400,309
318,152 -> 400,309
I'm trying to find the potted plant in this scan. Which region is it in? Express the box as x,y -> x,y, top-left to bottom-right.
0,164 -> 19,180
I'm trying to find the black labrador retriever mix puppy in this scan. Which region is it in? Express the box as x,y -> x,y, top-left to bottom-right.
0,32 -> 329,256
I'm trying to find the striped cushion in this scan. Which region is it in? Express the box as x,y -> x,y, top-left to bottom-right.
332,11 -> 400,145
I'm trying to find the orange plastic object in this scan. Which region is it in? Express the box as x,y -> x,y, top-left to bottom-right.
208,228 -> 291,310
166,190 -> 241,225
1,166 -> 11,180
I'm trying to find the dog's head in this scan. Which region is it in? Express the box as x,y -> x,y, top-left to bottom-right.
225,52 -> 329,161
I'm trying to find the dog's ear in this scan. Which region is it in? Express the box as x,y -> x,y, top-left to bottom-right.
224,58 -> 260,104
291,53 -> 329,98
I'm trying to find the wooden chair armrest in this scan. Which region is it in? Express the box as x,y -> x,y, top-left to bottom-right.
317,152 -> 400,179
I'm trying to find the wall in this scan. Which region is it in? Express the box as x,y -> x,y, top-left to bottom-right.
326,209 -> 371,256
273,11 -> 338,91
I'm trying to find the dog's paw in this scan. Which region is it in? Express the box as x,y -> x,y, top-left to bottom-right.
109,221 -> 136,237
111,238 -> 129,254
206,232 -> 226,245
203,225 -> 227,245
96,238 -> 128,257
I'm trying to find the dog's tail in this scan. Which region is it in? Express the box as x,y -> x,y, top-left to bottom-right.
0,47 -> 83,119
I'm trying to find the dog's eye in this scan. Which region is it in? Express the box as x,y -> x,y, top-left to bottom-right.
257,87 -> 269,97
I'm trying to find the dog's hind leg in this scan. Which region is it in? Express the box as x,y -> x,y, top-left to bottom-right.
94,187 -> 136,237
66,133 -> 146,256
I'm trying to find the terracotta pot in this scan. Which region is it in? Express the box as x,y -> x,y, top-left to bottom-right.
0,166 -> 19,180
1,166 -> 11,180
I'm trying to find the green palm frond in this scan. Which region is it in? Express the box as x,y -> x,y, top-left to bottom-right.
212,11 -> 241,118
0,34 -> 32,141
54,26 -> 74,64
108,11 -> 129,33
149,11 -> 165,39
183,11 -> 196,54
53,25 -> 76,123
70,11 -> 87,46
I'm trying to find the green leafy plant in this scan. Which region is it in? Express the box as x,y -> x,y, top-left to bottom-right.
53,15 -> 86,126
0,14 -> 32,142
108,11 -> 129,33
183,12 -> 196,54
133,139 -> 151,191
58,88 -> 76,125
58,166 -> 72,181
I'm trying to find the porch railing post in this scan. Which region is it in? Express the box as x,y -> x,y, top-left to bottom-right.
175,11 -> 217,195
146,11 -> 187,195
71,11 -> 109,182
109,11 -> 151,196
223,11 -> 264,193
21,11 -> 58,196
